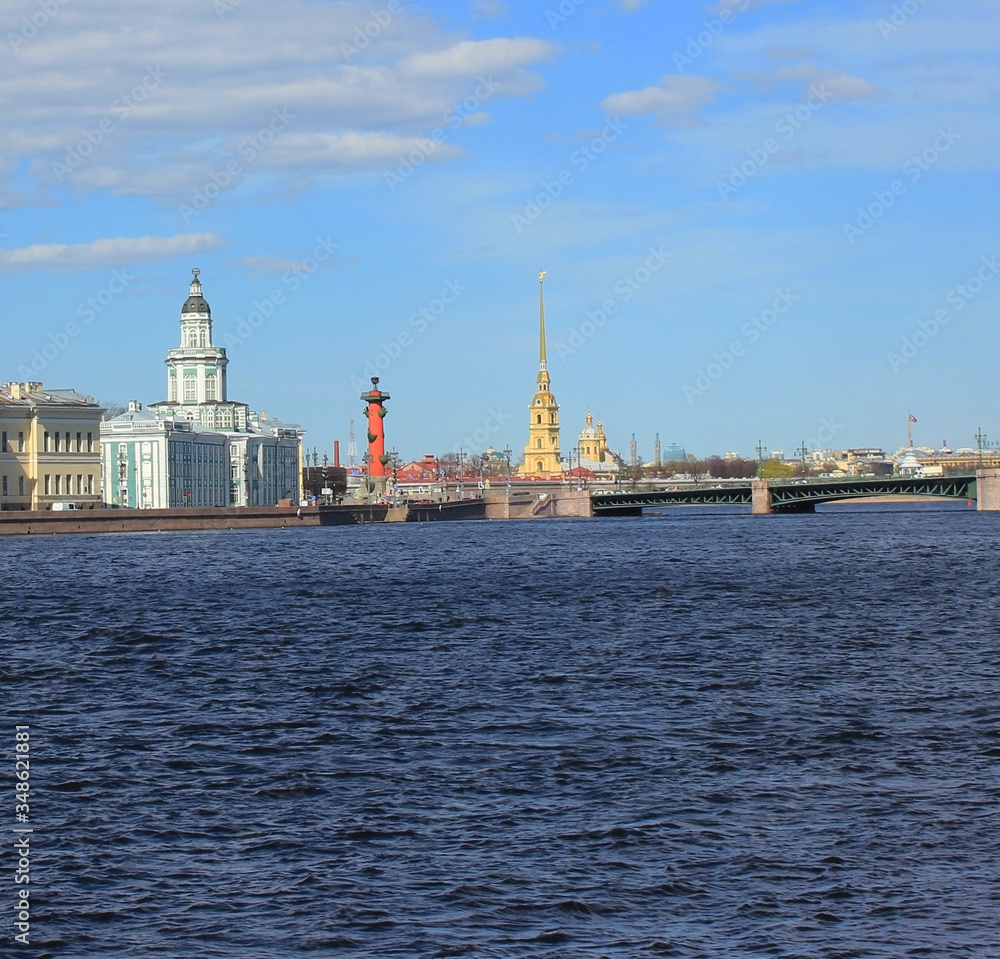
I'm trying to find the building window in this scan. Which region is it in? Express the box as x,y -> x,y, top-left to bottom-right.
18,432 -> 24,452
18,477 -> 24,496
44,432 -> 50,452
205,376 -> 217,401
76,475 -> 82,494
199,330 -> 207,347
536,438 -> 542,448
54,475 -> 60,494
536,414 -> 541,424
76,432 -> 82,453
184,376 -> 197,403
54,433 -> 60,453
2,476 -> 7,496
169,376 -> 177,402
87,433 -> 93,453
86,475 -> 93,494
1,431 -> 6,453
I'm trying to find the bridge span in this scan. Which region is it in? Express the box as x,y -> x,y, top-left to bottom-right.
591,473 -> 981,516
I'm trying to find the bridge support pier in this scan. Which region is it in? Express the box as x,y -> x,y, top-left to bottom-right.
977,469 -> 1000,510
751,480 -> 772,515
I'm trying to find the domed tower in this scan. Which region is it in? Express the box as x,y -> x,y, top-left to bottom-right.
578,411 -> 607,464
163,268 -> 229,407
151,268 -> 246,430
518,271 -> 561,477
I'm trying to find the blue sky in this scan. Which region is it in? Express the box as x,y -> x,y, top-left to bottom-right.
2,0 -> 998,462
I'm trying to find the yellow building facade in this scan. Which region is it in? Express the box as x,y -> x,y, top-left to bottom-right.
578,412 -> 610,464
0,382 -> 104,510
519,272 -> 562,477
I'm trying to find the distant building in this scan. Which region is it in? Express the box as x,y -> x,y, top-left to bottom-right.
576,412 -> 617,475
519,272 -> 562,477
831,448 -> 894,477
662,443 -> 687,462
100,270 -> 303,507
0,381 -> 103,510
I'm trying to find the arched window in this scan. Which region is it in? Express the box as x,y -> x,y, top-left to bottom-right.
199,330 -> 207,347
537,438 -> 542,448
536,414 -> 542,424
536,460 -> 543,471
550,413 -> 555,424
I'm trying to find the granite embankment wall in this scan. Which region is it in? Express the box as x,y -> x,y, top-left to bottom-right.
0,506 -> 329,536
0,489 -> 595,537
483,489 -> 593,519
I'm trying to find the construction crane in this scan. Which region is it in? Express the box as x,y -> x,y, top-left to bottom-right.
348,419 -> 358,468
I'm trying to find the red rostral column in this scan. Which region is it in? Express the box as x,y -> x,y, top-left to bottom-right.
361,376 -> 390,477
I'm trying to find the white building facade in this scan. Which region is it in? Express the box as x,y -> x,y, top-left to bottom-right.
100,271 -> 303,508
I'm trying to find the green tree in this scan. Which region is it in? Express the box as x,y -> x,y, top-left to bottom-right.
759,459 -> 795,478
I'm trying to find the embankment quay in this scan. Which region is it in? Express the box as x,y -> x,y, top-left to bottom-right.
3,471 -> 1000,536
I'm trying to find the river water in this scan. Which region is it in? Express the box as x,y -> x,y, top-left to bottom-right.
3,503 -> 999,957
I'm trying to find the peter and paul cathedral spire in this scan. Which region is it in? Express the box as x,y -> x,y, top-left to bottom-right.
519,270 -> 562,477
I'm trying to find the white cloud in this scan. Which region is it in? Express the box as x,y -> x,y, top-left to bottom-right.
767,65 -> 885,101
601,76 -> 720,125
470,0 -> 509,20
0,233 -> 229,272
399,38 -> 553,79
265,131 -> 466,169
0,0 -> 553,204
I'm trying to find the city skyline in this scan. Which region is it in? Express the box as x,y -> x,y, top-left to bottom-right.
2,0 -> 998,460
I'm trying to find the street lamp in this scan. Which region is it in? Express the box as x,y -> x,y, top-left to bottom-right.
390,447 -> 399,506
755,439 -> 768,478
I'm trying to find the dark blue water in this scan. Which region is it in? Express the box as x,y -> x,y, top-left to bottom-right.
3,505 -> 1000,958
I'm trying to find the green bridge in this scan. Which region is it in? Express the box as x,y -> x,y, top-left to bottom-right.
591,474 -> 980,516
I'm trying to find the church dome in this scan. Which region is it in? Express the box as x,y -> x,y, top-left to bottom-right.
182,268 -> 211,315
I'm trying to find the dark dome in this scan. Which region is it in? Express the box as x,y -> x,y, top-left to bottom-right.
182,294 -> 211,315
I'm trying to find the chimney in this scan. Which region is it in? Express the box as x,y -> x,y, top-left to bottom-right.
333,440 -> 340,467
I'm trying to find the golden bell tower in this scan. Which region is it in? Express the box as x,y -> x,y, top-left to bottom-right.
519,271 -> 562,477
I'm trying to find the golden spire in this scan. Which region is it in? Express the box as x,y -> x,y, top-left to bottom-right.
538,270 -> 547,370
